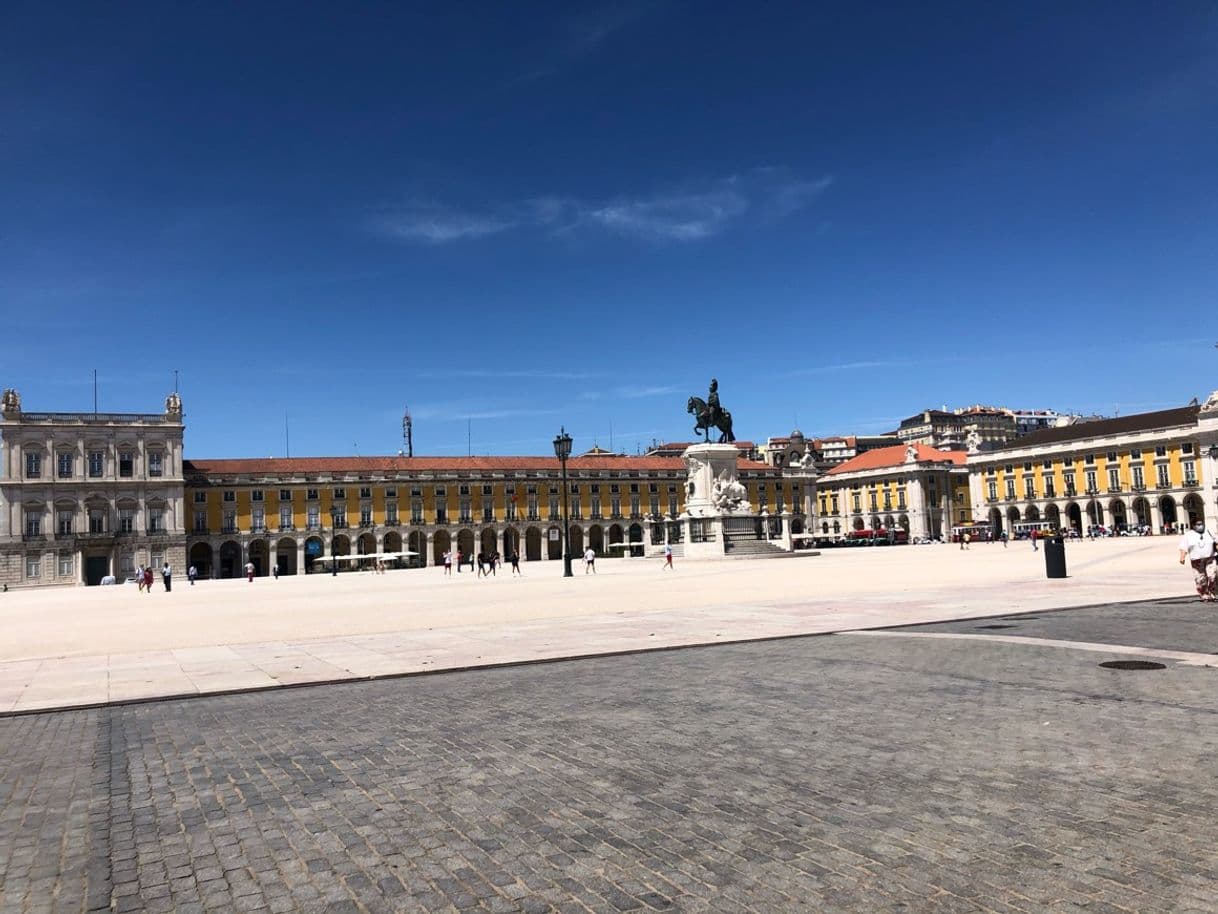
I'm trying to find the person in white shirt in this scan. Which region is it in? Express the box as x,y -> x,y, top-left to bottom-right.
584,547 -> 596,574
1178,520 -> 1217,602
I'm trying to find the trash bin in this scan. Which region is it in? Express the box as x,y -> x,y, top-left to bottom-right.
1044,534 -> 1067,578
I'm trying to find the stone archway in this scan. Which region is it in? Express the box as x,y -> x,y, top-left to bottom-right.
989,507 -> 1003,534
248,539 -> 269,576
569,526 -> 584,556
1045,504 -> 1061,530
189,543 -> 213,579
853,517 -> 865,531
1006,507 -> 1020,530
1183,494 -> 1204,527
1066,503 -> 1082,533
408,530 -> 427,567
304,536 -> 323,573
1159,496 -> 1178,531
608,524 -> 624,547
1108,499 -> 1128,532
356,532 -> 376,556
383,530 -> 403,554
527,526 -> 544,561
332,534 -> 351,557
546,526 -> 561,559
502,527 -> 520,560
1131,497 -> 1150,528
218,541 -> 241,579
276,537 -> 297,575
1026,505 -> 1041,522
588,525 -> 604,554
456,529 -> 475,562
432,530 -> 452,566
898,514 -> 910,531
480,528 -> 497,556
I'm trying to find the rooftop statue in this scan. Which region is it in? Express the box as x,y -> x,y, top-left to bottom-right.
687,378 -> 735,443
1,388 -> 21,417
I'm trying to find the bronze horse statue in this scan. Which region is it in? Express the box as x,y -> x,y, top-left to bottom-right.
687,396 -> 735,443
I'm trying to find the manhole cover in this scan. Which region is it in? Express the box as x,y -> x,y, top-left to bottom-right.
975,624 -> 1015,630
1099,660 -> 1166,671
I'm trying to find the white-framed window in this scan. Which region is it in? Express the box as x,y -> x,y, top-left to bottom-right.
25,452 -> 41,478
1085,470 -> 1098,492
150,550 -> 164,571
148,452 -> 164,477
385,503 -> 398,524
435,504 -> 448,524
194,491 -> 207,503
1044,478 -> 1056,497
251,508 -> 265,531
26,555 -> 40,579
1183,461 -> 1197,484
359,487 -> 371,499
1024,479 -> 1035,499
279,489 -> 292,501
279,507 -> 292,529
590,494 -> 601,517
119,510 -> 134,533
630,493 -> 640,515
1155,445 -> 1167,457
411,502 -> 423,524
57,510 -> 73,535
307,488 -> 319,500
1108,468 -> 1120,490
482,485 -> 493,496
88,451 -> 104,477
119,452 -> 134,477
385,487 -> 396,498
482,504 -> 494,522
89,510 -> 106,534
360,505 -> 373,525
987,481 -> 997,500
610,495 -> 622,516
57,452 -> 73,478
251,489 -> 263,502
24,512 -> 42,537
58,554 -> 73,577
307,506 -> 320,528
223,511 -> 237,532
223,490 -> 235,502
148,509 -> 164,533
1183,443 -> 1195,455
1005,479 -> 1015,498
1064,471 -> 1076,493
333,488 -> 345,500
1132,466 -> 1145,489
193,511 -> 207,533
120,553 -> 135,576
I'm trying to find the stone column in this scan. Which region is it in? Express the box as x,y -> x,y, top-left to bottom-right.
296,542 -> 305,573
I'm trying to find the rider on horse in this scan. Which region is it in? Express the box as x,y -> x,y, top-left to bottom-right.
707,378 -> 722,431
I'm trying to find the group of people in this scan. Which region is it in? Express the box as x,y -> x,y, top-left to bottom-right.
133,561 -> 187,592
441,549 -> 523,577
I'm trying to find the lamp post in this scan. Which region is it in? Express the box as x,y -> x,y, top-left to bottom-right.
553,427 -> 574,577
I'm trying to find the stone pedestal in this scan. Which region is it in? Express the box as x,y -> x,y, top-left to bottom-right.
683,444 -> 750,518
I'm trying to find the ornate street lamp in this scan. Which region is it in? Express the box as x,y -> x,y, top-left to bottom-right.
553,427 -> 574,577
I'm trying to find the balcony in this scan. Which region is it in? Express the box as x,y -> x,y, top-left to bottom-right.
221,526 -> 238,535
278,524 -> 296,533
250,525 -> 268,535
1131,484 -> 1146,493
1107,486 -> 1122,494
192,527 -> 210,536
22,532 -> 46,542
1184,478 -> 1200,488
383,519 -> 400,527
1156,482 -> 1172,490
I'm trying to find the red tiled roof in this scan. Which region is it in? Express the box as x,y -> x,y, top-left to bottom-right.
825,443 -> 966,476
184,454 -> 775,478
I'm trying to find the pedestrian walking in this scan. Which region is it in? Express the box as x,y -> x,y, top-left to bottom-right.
456,550 -> 464,573
490,551 -> 499,576
245,560 -> 255,582
1030,529 -> 1038,552
1178,520 -> 1217,602
961,532 -> 970,550
143,566 -> 154,593
584,547 -> 596,574
477,551 -> 488,577
509,549 -> 521,575
272,564 -> 279,580
443,550 -> 453,575
188,564 -> 197,586
161,561 -> 172,592
136,564 -> 144,591
1001,531 -> 1008,548
663,543 -> 673,570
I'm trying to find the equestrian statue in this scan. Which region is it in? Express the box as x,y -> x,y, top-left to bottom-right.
687,377 -> 735,443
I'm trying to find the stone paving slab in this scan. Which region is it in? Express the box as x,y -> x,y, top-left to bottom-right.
3,618 -> 1218,913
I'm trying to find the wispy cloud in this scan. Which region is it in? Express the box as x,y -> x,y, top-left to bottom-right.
784,359 -> 913,377
369,169 -> 833,246
580,384 -> 680,401
419,368 -> 599,381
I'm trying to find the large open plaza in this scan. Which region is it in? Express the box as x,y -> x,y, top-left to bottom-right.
2,538 -> 1217,912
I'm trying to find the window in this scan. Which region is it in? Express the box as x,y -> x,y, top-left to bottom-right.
58,554 -> 73,577
386,504 -> 398,524
58,452 -> 73,478
307,506 -> 320,528
1004,464 -> 1013,474
88,451 -> 104,477
1044,478 -> 1055,497
549,493 -> 559,519
194,511 -> 207,533
25,452 -> 41,478
148,452 -> 163,477
1183,443 -> 1194,455
385,487 -> 396,498
331,507 -> 347,528
222,511 -> 237,533
1132,465 -> 1145,489
483,503 -> 494,522
150,551 -> 163,572
307,488 -> 319,500
194,491 -> 207,503
1157,464 -> 1170,487
459,499 -> 472,523
1108,468 -> 1120,490
459,485 -> 470,496
1042,460 -> 1052,470
25,556 -> 40,579
1005,479 -> 1015,499
251,508 -> 265,531
1023,462 -> 1032,472
411,502 -> 423,524
1183,461 -> 1197,484
251,489 -> 263,502
988,481 -> 997,501
119,510 -> 134,533
1106,452 -> 1117,462
280,489 -> 292,501
280,507 -> 293,529
359,487 -> 371,499
120,553 -> 134,576
897,491 -> 906,509
852,494 -> 861,512
590,493 -> 601,518
411,487 -> 422,497
1024,479 -> 1035,499
1155,445 -> 1167,457
148,509 -> 164,533
89,510 -> 106,534
1064,472 -> 1076,494
1085,470 -> 1098,493
610,494 -> 622,516
333,488 -> 345,500
57,510 -> 73,535
650,494 -> 661,515
435,505 -> 447,524
25,512 -> 42,537
1131,449 -> 1141,459
482,485 -> 493,496
630,493 -> 640,515
435,487 -> 446,497
360,505 -> 373,526
119,452 -> 134,477
223,490 -> 235,502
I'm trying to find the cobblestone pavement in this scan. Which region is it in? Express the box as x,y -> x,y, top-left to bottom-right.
3,605 -> 1218,914
891,597 -> 1218,654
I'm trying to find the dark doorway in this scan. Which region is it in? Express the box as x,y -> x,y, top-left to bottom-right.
85,555 -> 108,586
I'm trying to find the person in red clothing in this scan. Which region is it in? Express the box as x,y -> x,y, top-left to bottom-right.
143,566 -> 154,593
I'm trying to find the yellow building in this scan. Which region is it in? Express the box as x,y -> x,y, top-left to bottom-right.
812,443 -> 969,542
967,401 -> 1218,536
183,453 -> 799,578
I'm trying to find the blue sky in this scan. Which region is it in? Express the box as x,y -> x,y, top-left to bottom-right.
3,2 -> 1216,457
